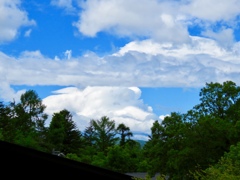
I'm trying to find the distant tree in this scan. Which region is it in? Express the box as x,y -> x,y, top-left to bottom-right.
116,123 -> 133,146
83,124 -> 96,146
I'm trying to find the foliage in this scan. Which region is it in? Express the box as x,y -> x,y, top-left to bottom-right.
90,116 -> 119,154
193,142 -> 240,180
47,109 -> 82,154
143,81 -> 240,179
0,90 -> 48,151
66,153 -> 82,162
116,123 -> 133,146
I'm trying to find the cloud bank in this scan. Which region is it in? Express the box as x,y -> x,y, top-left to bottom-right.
1,36 -> 240,90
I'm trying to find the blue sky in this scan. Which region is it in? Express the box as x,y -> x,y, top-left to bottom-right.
1,0 -> 240,140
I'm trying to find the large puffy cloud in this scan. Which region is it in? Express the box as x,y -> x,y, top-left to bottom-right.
0,0 -> 35,43
74,0 -> 190,43
42,86 -> 158,138
73,0 -> 240,44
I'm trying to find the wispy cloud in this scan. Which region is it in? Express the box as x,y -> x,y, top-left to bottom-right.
51,0 -> 76,13
24,29 -> 32,37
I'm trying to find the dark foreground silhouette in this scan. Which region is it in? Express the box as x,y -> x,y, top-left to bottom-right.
0,140 -> 133,179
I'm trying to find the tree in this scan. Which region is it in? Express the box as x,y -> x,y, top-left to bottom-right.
91,116 -> 119,154
77,124 -> 98,164
181,81 -> 240,179
105,145 -> 132,173
143,120 -> 165,177
193,81 -> 240,118
5,90 -> 48,150
11,90 -> 48,134
144,113 -> 199,179
193,142 -> 240,180
188,81 -> 240,164
47,109 -> 82,155
116,123 -> 133,146
0,101 -> 14,142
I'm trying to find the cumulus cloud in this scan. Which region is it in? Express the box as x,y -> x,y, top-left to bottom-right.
42,86 -> 158,135
73,0 -> 240,44
0,0 -> 35,43
74,0 -> 190,43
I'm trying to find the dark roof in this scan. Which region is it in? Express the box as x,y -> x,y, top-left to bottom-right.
0,140 -> 133,179
126,173 -> 161,180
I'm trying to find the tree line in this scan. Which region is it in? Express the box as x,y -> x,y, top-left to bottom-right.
1,80 -> 240,179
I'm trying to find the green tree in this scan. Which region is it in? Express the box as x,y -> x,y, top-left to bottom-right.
105,145 -> 132,173
143,120 -> 165,177
181,80 -> 240,179
6,90 -> 48,150
15,90 -> 48,132
193,142 -> 240,180
193,81 -> 240,118
116,123 -> 133,146
0,101 -> 14,142
75,124 -> 97,164
91,116 -> 119,154
47,109 -> 82,155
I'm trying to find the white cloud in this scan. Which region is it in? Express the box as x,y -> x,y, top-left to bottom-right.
159,114 -> 169,121
51,0 -> 76,13
24,29 -> 32,37
73,0 -> 240,44
181,0 -> 240,22
201,28 -> 234,49
74,0 -> 190,43
0,81 -> 25,102
64,50 -> 72,60
0,0 -> 35,43
115,37 -> 234,59
132,134 -> 150,141
0,36 -> 240,90
43,86 -> 158,134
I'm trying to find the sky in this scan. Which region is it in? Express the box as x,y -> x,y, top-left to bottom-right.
1,0 -> 240,140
